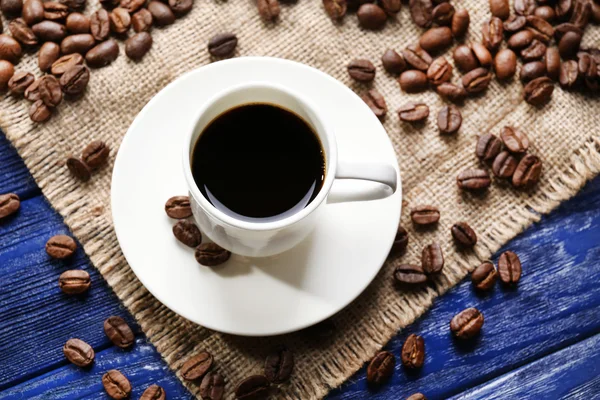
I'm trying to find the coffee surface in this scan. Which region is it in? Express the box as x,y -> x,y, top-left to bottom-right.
191,103 -> 325,220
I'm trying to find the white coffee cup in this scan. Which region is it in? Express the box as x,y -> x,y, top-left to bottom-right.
182,82 -> 398,257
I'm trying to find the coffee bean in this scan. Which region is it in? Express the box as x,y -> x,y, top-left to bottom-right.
61,34 -> 96,55
570,0 -> 591,28
140,385 -> 166,400
208,33 -> 237,58
165,196 -> 191,218
132,9 -> 153,32
436,82 -> 467,102
181,351 -> 213,381
472,43 -> 493,68
257,0 -> 280,22
422,242 -> 444,274
503,15 -> 526,33
59,269 -> 91,294
51,53 -> 84,76
391,226 -> 408,255
407,394 -> 427,400
401,334 -> 425,369
558,31 -> 581,59
514,0 -> 536,16
323,0 -> 347,20
59,0 -> 86,11
91,9 -> 110,41
361,88 -> 387,119
265,346 -> 294,383
507,30 -> 534,50
235,375 -> 270,399
498,250 -> 522,284
521,40 -> 546,61
591,0 -> 600,23
394,264 -> 427,286
29,100 -> 52,122
526,15 -> 554,38
535,5 -> 556,22
427,57 -> 452,85
450,308 -> 484,339
476,134 -> 502,162
347,59 -> 376,82
398,70 -> 428,93
472,261 -> 497,291
120,0 -> 145,12
366,351 -> 395,385
0,35 -> 22,64
453,45 -> 478,73
66,157 -> 91,181
8,71 -> 34,95
63,338 -> 94,367
1,0 -> 22,15
172,220 -> 202,247
32,21 -> 67,42
42,1 -> 66,21
512,154 -> 542,187
524,76 -> 554,106
482,17 -> 503,52
125,32 -> 152,60
432,2 -> 453,25
451,9 -> 469,38
554,23 -> 583,41
457,169 -> 491,190
556,0 -> 574,19
494,49 -> 517,80
39,75 -> 62,107
86,39 -> 119,68
462,67 -> 491,94
66,12 -> 90,33
22,0 -> 44,26
25,78 -> 41,100
546,47 -> 561,81
382,49 -> 406,75
46,234 -> 77,258
411,205 -> 439,225
559,59 -> 580,88
104,316 -> 134,348
195,243 -> 231,266
100,0 -> 120,9
492,151 -> 518,178
9,19 -> 38,46
500,127 -> 528,154
200,372 -> 224,400
419,26 -> 452,53
0,193 -> 20,219
409,0 -> 433,28
60,65 -> 89,96
39,42 -> 60,72
402,44 -> 432,71
398,102 -> 429,122
520,60 -> 547,82
110,7 -> 131,34
580,53 -> 599,91
437,105 -> 461,134
451,222 -> 477,247
169,0 -> 192,16
489,0 -> 509,19
357,3 -> 386,29
102,370 -> 132,400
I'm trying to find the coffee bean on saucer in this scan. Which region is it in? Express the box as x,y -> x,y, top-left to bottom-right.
398,70 -> 428,93
457,169 -> 491,190
366,351 -> 395,385
195,243 -> 231,266
60,65 -> 90,96
104,316 -> 135,348
81,140 -> 110,168
208,33 -> 237,58
181,351 -> 213,381
407,394 -> 427,400
492,151 -> 518,178
512,154 -> 542,187
29,100 -> 52,123
382,49 -> 406,75
451,9 -> 469,38
437,105 -> 461,134
347,59 -> 376,82
140,385 -> 166,400
394,264 -> 427,286
102,369 -> 132,399
59,269 -> 91,294
257,0 -> 280,22
398,102 -> 429,122
8,71 -> 33,95
132,9 -> 153,32
524,77 -> 554,106
67,157 -> 92,182
173,220 -> 202,247
46,234 -> 77,258
411,205 -> 439,225
63,338 -> 95,367
451,222 -> 477,248
165,196 -> 192,219
357,3 -> 386,30
200,372 -> 224,400
390,226 -> 408,255
265,346 -> 294,383
471,261 -> 497,291
0,193 -> 20,219
125,32 -> 153,61
235,375 -> 270,399
409,0 -> 433,28
323,0 -> 347,20
451,308 -> 484,339
498,250 -> 522,284
360,88 -> 387,119
401,334 -> 424,369
422,242 -> 444,275
427,57 -> 452,85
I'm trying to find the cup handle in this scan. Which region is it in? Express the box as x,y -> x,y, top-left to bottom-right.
327,160 -> 398,204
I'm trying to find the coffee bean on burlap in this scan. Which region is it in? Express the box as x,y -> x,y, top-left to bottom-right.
132,9 -> 153,32
489,0 -> 509,19
451,222 -> 477,247
481,17 -> 503,52
8,71 -> 34,95
462,67 -> 492,94
451,9 -> 469,37
9,18 -> 38,46
32,21 -> 67,42
257,0 -> 280,22
507,30 -> 534,50
492,151 -> 518,178
0,35 -> 22,64
0,61 -> 15,91
554,23 -> 583,41
427,57 -> 452,85
61,34 -> 95,55
0,193 -> 20,219
66,157 -> 92,181
104,316 -> 135,348
409,0 -> 433,28
500,126 -> 529,154
169,0 -> 192,16
181,351 -> 213,381
514,0 -> 536,16
472,261 -> 497,291
22,0 -> 44,26
51,53 -> 84,76
265,346 -> 294,383
494,49 -> 517,80
208,33 -> 237,58
46,234 -> 77,258
43,1 -> 68,21
120,0 -> 145,12
422,242 -> 444,274
1,0 -> 22,15
472,43 -> 492,68
109,7 -> 131,34
63,338 -> 95,367
437,105 -> 461,134
558,31 -> 581,59
559,60 -> 580,89
102,370 -> 132,400
394,264 -> 428,286
402,44 -> 433,71
535,6 -> 555,22
401,334 -> 425,369
407,394 -> 427,400
556,0 -> 575,19
570,0 -> 591,28
411,205 -> 439,225
579,53 -> 599,91
347,59 -> 375,82
125,32 -> 152,61
91,9 -> 110,41
436,82 -> 467,102
357,3 -> 386,29
60,64 -> 90,96
503,15 -> 526,33
476,134 -> 502,162
520,61 -> 547,82
453,45 -> 478,73
382,48 -> 406,75
235,375 -> 270,399
398,102 -> 429,122
513,154 -> 542,187
457,169 -> 491,190
361,88 -> 387,119
29,99 -> 52,122
390,226 -> 408,255
524,76 -> 554,106
200,372 -> 225,400
86,39 -> 119,68
100,0 -> 120,9
521,40 -> 547,61
366,351 -> 395,385
323,0 -> 347,20
140,384 -> 166,400
66,12 -> 91,33
450,308 -> 484,339
432,2 -> 454,26
399,70 -> 428,93
195,242 -> 231,266
419,26 -> 452,53
172,219 -> 202,247
545,47 -> 561,80
165,195 -> 191,218
59,269 -> 91,294
498,250 -> 522,284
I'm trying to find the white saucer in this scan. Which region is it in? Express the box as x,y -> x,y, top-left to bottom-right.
111,57 -> 402,336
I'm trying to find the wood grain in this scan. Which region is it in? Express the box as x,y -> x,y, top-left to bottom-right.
0,134 -> 40,199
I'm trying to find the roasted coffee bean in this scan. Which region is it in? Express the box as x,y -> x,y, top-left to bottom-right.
29,99 -> 51,122
132,9 -> 153,32
148,1 -> 178,25
451,222 -> 477,247
323,0 -> 347,20
450,308 -> 484,339
24,78 -> 41,100
398,102 -> 429,122
451,9 -> 470,37
58,0 -> 86,11
402,44 -> 432,71
494,49 -> 517,80
103,370 -> 132,400
44,1 -> 68,21
168,0 -> 192,15
140,385 -> 166,400
165,196 -> 191,218
591,0 -> 600,23
172,220 -> 202,247
0,193 -> 19,219
110,7 -> 131,34
63,338 -> 94,367
476,134 -> 502,161
120,0 -> 144,12
380,0 -> 401,15
559,59 -> 580,88
9,19 -> 38,46
535,5 -> 556,22
420,26 -> 452,53
521,40 -> 546,61
347,59 -> 376,82
407,394 -> 427,400
437,105 -> 461,134
580,53 -> 599,90
472,43 -> 493,68
361,88 -> 387,119
457,169 -> 491,190
503,15 -> 526,33
382,49 -> 406,75
61,34 -> 95,55
195,243 -> 231,266
462,67 -> 491,94
22,0 -> 43,25
86,39 -> 119,68
200,373 -> 225,400
32,21 -> 67,42
524,76 -> 553,106
208,32 -> 237,58
39,74 -> 62,107
514,0 -> 536,15
391,226 -> 408,255
66,12 -> 90,33
558,31 -> 581,59
104,316 -> 134,348
91,9 -> 110,41
38,42 -> 60,72
432,2 -> 453,25
367,351 -> 395,385
570,0 -> 591,28
59,269 -> 91,294
100,0 -> 120,9
1,0 -> 22,15
422,242 -> 444,274
125,32 -> 152,60
265,346 -> 294,383
556,0 -> 574,19
554,23 -> 583,41
411,205 -> 439,225
394,264 -> 427,285
472,261 -> 497,291
409,0 -> 433,28
492,151 -> 518,178
520,60 -> 547,82
546,47 -> 561,81
482,17 -> 503,52
489,0 -> 509,19
8,71 -> 34,95
357,3 -> 386,29
257,0 -> 280,22
427,57 -> 452,85
60,64 -> 89,95
51,53 -> 84,76
500,126 -> 529,154
0,35 -> 22,64
453,45 -> 478,73
235,375 -> 270,399
401,334 -> 425,369
436,82 -> 467,102
46,234 -> 77,258
181,351 -> 213,381
398,70 -> 428,93
513,154 -> 542,187
66,157 -> 91,181
507,30 -> 533,50
498,250 -> 522,284
526,15 -> 554,38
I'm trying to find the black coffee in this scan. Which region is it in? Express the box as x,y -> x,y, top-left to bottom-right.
191,103 -> 325,221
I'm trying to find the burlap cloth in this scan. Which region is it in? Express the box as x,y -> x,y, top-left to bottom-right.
2,0 -> 600,398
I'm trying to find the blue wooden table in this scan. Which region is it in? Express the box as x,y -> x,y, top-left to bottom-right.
1,129 -> 599,400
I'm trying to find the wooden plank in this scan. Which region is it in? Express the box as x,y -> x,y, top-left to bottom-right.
450,333 -> 600,400
0,132 -> 40,199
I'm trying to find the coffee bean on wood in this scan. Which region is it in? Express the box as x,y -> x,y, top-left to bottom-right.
498,250 -> 522,284
457,169 -> 491,190
401,334 -> 425,369
422,242 -> 444,275
450,308 -> 484,339
472,261 -> 497,291
165,196 -> 192,218
476,134 -> 502,162
200,372 -> 225,400
235,375 -> 270,400
63,338 -> 95,367
265,346 -> 294,383
195,243 -> 231,266
125,32 -> 152,60
397,102 -> 429,121
347,59 -> 376,82
46,234 -> 77,258
102,370 -> 132,400
104,316 -> 135,348
140,385 -> 166,400
394,264 -> 428,286
0,193 -> 20,218
66,157 -> 92,181
366,351 -> 395,385
361,88 -> 387,119
437,105 -> 461,134
59,269 -> 91,294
